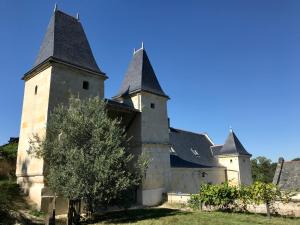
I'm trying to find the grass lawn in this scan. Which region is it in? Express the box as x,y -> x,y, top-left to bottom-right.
89,208 -> 300,225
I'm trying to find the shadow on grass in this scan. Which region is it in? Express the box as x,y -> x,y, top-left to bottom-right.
85,208 -> 191,224
214,209 -> 300,220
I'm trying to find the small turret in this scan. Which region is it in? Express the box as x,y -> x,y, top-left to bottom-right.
114,45 -> 171,206
214,129 -> 252,185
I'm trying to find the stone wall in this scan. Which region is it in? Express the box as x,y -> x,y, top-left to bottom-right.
170,167 -> 226,194
16,62 -> 106,210
167,193 -> 300,217
217,155 -> 252,186
119,91 -> 171,206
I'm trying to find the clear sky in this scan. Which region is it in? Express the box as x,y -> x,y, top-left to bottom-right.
0,0 -> 299,161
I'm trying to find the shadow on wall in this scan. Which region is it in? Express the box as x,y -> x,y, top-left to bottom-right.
18,158 -> 33,194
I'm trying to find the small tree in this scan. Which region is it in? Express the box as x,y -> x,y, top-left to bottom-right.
29,96 -> 148,224
250,181 -> 285,218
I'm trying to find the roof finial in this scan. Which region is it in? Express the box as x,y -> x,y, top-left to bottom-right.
229,125 -> 233,132
76,12 -> 80,21
54,3 -> 58,12
141,41 -> 144,49
133,48 -> 136,54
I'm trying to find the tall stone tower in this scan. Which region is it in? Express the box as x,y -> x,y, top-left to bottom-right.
215,130 -> 252,186
114,46 -> 171,206
16,9 -> 107,209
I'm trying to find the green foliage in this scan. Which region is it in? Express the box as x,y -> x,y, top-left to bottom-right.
237,185 -> 252,212
29,96 -> 148,214
192,183 -> 238,210
189,181 -> 292,217
188,194 -> 201,210
249,181 -> 292,218
292,157 -> 300,161
0,180 -> 20,218
0,142 -> 18,162
250,181 -> 293,205
251,156 -> 277,183
29,209 -> 45,217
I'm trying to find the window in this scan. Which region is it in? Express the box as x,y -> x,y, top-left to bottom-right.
150,103 -> 155,109
82,81 -> 89,90
243,159 -> 246,163
170,147 -> 176,154
230,159 -> 233,163
34,85 -> 38,95
191,148 -> 199,156
202,172 -> 206,178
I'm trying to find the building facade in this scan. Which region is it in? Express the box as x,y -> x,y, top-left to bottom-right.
16,9 -> 252,211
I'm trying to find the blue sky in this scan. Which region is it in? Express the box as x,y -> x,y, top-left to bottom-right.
0,0 -> 299,161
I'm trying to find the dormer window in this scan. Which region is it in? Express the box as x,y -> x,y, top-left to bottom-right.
82,81 -> 89,90
191,148 -> 199,156
34,85 -> 38,95
170,147 -> 176,154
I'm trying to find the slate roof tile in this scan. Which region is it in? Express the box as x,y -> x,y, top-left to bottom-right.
215,131 -> 251,156
273,159 -> 300,191
31,10 -> 104,75
116,48 -> 168,98
169,127 -> 221,168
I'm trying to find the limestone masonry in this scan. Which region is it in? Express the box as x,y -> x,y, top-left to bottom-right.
16,9 -> 252,211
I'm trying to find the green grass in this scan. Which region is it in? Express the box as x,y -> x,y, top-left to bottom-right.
89,208 -> 300,225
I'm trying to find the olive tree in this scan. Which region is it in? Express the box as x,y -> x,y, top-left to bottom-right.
29,96 -> 148,224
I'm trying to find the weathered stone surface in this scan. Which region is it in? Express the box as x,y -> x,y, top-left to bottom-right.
273,158 -> 300,191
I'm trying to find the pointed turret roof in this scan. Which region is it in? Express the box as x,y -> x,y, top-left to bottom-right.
25,9 -> 105,78
115,47 -> 168,98
216,130 -> 251,156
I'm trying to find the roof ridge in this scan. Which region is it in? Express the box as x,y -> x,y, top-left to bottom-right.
170,127 -> 206,136
55,9 -> 77,20
283,160 -> 300,163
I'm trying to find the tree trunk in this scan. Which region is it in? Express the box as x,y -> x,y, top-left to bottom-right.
67,200 -> 73,225
46,196 -> 56,225
266,202 -> 271,219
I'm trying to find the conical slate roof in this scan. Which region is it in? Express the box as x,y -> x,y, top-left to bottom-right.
116,48 -> 168,98
31,10 -> 103,75
216,130 -> 251,156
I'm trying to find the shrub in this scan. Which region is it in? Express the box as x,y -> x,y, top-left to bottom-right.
190,181 -> 293,217
188,194 -> 201,210
195,183 -> 238,211
237,185 -> 252,212
0,180 -> 20,219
